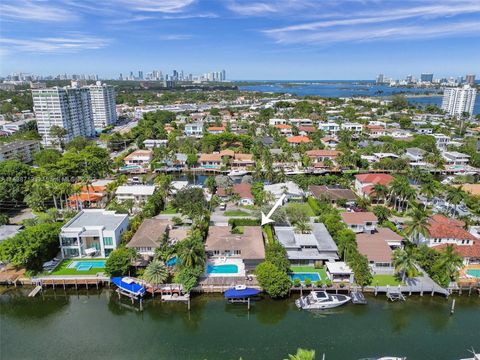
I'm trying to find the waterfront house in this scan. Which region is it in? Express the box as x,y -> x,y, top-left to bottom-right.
124,150 -> 153,168
366,125 -> 386,138
232,183 -> 254,206
405,147 -> 427,164
274,223 -> 339,266
341,122 -> 363,134
354,173 -> 394,198
306,149 -> 341,164
232,153 -> 255,169
356,230 -> 397,270
298,126 -> 316,136
308,185 -> 356,204
198,153 -> 222,169
184,122 -> 204,138
205,226 -> 265,270
442,151 -> 470,166
433,133 -> 450,150
418,215 -> 479,259
115,185 -> 156,206
290,118 -> 314,127
264,181 -> 305,203
341,212 -> 378,234
68,179 -> 113,210
321,136 -> 339,148
325,261 -> 354,283
126,219 -> 170,256
269,118 -> 287,126
59,209 -> 129,258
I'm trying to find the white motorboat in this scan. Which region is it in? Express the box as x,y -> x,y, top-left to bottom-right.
295,291 -> 351,310
228,169 -> 249,177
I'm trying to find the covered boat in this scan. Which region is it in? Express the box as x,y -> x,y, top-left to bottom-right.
111,277 -> 146,297
224,286 -> 261,299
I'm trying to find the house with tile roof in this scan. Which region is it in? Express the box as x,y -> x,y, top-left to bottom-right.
232,183 -> 254,206
354,173 -> 394,198
341,212 -> 378,234
287,136 -> 311,145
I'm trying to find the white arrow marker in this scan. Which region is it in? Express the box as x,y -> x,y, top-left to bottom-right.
261,193 -> 286,226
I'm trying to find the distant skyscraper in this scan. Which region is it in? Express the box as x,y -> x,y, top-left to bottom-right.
222,69 -> 226,81
375,74 -> 384,84
442,85 -> 477,117
420,73 -> 433,83
405,75 -> 413,83
138,71 -> 143,80
32,87 -> 95,147
465,74 -> 476,86
119,73 -> 123,81
88,81 -> 117,129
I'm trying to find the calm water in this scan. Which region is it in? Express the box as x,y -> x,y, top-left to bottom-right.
1,288 -> 479,360
239,81 -> 480,114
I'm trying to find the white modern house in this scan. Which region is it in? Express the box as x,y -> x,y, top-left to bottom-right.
318,122 -> 340,135
442,151 -> 470,166
184,122 -> 204,138
341,122 -> 363,134
115,185 -> 156,204
59,210 -> 129,258
264,181 -> 305,203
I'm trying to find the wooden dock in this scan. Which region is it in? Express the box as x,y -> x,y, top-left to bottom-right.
32,275 -> 110,290
28,285 -> 42,297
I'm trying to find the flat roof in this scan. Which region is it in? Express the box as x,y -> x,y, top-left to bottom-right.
326,261 -> 353,274
62,210 -> 128,231
116,185 -> 156,196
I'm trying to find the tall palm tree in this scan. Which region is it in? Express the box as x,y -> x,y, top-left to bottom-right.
437,245 -> 464,282
404,207 -> 430,244
143,259 -> 169,285
392,247 -> 417,283
178,236 -> 206,269
372,184 -> 388,204
446,186 -> 465,217
286,348 -> 316,360
420,180 -> 439,209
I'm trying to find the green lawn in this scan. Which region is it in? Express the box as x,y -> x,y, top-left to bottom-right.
50,259 -> 106,276
372,274 -> 403,286
290,266 -> 327,280
224,210 -> 249,216
160,204 -> 177,214
286,203 -> 315,217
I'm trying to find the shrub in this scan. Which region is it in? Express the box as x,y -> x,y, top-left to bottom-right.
339,282 -> 345,288
314,261 -> 322,269
325,279 -> 332,287
255,262 -> 292,298
307,196 -> 320,215
228,218 -> 260,227
265,241 -> 290,274
105,248 -> 135,277
304,278 -> 312,287
293,278 -> 301,287
315,280 -> 323,288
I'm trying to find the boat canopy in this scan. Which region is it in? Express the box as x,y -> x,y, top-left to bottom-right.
224,287 -> 261,299
111,277 -> 145,296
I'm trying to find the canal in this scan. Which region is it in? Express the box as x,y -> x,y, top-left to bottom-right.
1,288 -> 479,359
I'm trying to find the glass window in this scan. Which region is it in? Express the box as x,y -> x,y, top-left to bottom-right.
103,237 -> 113,246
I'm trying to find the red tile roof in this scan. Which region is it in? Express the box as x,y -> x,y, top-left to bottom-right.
355,173 -> 394,186
341,212 -> 378,224
287,136 -> 311,143
433,242 -> 480,259
357,233 -> 393,263
306,149 -> 341,158
233,183 -> 253,199
298,126 -> 316,133
427,214 -> 478,241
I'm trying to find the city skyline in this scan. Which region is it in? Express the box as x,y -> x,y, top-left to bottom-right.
1,0 -> 480,79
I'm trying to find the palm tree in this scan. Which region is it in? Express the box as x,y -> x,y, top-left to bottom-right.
446,186 -> 465,217
392,247 -> 417,283
420,181 -> 439,209
286,348 -> 316,360
404,207 -> 430,244
294,221 -> 312,234
143,259 -> 169,285
177,236 -> 206,269
437,245 -> 464,282
372,184 -> 388,204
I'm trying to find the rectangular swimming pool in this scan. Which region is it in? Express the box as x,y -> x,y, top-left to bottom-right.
207,264 -> 238,274
68,260 -> 106,271
289,272 -> 321,282
466,269 -> 480,278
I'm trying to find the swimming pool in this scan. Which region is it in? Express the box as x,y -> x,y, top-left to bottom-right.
207,264 -> 238,274
466,269 -> 480,278
166,256 -> 177,267
68,260 -> 106,271
289,272 -> 321,282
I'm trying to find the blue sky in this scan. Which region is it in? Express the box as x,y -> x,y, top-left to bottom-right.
0,0 -> 479,80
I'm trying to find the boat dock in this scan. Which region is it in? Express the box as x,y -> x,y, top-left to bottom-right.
351,291 -> 367,304
386,288 -> 406,302
32,275 -> 110,290
28,285 -> 42,297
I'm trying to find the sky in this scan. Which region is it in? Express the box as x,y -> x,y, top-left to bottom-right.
0,0 -> 479,80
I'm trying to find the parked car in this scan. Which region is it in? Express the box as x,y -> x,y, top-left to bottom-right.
219,202 -> 226,210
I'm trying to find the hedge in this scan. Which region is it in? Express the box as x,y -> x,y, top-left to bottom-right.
228,218 -> 260,227
307,196 -> 321,215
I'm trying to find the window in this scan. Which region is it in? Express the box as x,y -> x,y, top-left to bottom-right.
234,250 -> 241,255
103,237 -> 113,246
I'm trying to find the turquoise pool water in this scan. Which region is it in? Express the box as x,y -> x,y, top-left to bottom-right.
289,272 -> 321,282
166,256 -> 177,267
466,269 -> 480,278
207,264 -> 238,274
69,260 -> 106,271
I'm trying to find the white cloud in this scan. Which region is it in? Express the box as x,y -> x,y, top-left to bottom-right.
227,0 -> 317,16
116,0 -> 195,13
0,33 -> 111,53
0,0 -> 77,22
158,34 -> 193,40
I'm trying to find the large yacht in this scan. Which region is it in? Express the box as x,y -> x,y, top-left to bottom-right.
295,291 -> 351,310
